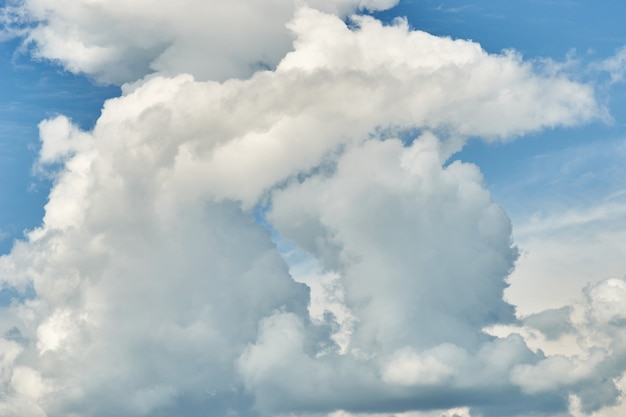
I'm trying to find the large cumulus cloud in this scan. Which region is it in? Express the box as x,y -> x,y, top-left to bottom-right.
0,3 -> 617,417
8,0 -> 396,83
247,136 -> 549,416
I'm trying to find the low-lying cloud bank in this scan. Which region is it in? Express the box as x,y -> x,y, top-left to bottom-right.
0,1 -> 622,417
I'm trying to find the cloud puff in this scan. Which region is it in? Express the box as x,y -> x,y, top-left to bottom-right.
0,4 -> 612,417
11,0 -> 396,84
256,135 -> 550,416
518,278 -> 626,415
597,46 -> 626,83
486,276 -> 626,416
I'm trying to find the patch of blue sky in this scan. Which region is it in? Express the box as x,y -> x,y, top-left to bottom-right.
0,283 -> 34,307
0,36 -> 119,254
252,199 -> 320,278
371,1 -> 626,229
373,1 -> 626,57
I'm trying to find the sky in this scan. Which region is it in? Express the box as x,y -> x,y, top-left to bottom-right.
1,1 -> 626,417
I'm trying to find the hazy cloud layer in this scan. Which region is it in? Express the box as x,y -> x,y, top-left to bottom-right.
508,197 -> 626,315
0,2 -> 622,417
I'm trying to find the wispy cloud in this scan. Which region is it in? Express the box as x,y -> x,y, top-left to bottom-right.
596,46 -> 626,83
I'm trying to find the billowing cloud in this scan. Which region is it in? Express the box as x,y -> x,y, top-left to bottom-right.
253,136 -> 539,416
0,2 -> 617,417
9,0 -> 396,84
489,276 -> 626,416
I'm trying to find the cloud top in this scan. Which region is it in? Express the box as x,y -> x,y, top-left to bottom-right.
10,0 -> 396,83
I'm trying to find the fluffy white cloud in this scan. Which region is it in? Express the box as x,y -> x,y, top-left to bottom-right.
36,116 -> 92,165
488,276 -> 626,415
251,136 -> 553,416
11,0 -> 397,84
280,9 -> 602,141
269,136 -> 518,352
0,4 -> 612,417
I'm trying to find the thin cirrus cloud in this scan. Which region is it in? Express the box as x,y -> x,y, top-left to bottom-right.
0,1 -> 622,417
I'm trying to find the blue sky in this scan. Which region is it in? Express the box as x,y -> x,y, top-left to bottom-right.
372,1 -> 626,215
2,1 -> 626,417
0,37 -> 118,253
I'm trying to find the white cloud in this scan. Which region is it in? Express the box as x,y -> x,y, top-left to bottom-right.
12,0 -> 397,84
36,115 -> 92,165
10,367 -> 47,400
486,276 -> 626,415
596,46 -> 626,83
0,4 -> 612,417
269,136 -> 518,354
506,199 -> 626,315
382,346 -> 460,386
511,352 -> 606,394
248,137 -> 547,416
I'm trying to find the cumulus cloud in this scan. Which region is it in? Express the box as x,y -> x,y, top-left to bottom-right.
257,136 -> 558,416
0,2 -> 616,417
490,276 -> 626,416
35,116 -> 92,165
575,279 -> 626,412
8,0 -> 396,84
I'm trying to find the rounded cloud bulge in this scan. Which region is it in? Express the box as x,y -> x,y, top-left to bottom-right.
10,0 -> 398,84
0,2 -> 613,417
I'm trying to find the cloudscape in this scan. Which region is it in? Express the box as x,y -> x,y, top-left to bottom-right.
1,1 -> 626,416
